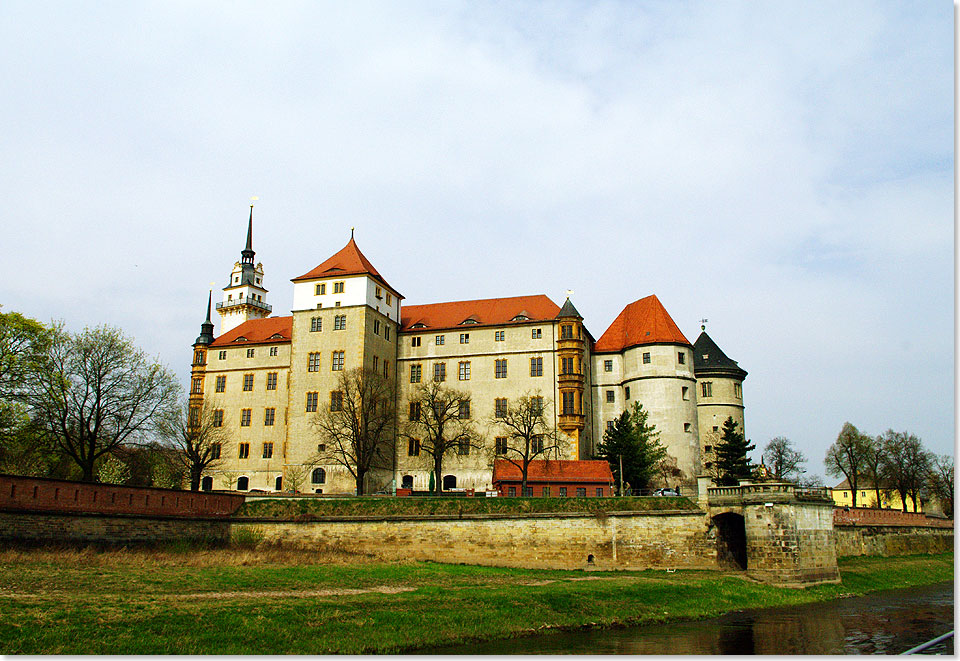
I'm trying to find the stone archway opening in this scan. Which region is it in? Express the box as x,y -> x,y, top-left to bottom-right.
713,512 -> 747,570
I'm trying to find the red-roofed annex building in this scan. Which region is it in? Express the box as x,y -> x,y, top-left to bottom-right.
189,210 -> 746,495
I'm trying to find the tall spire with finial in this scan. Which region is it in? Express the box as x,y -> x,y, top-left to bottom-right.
241,203 -> 255,266
195,289 -> 215,345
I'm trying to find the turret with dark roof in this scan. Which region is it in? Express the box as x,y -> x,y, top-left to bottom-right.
194,290 -> 215,346
238,205 -> 258,286
693,331 -> 747,380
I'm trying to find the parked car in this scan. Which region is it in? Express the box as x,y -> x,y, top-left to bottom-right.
652,488 -> 680,497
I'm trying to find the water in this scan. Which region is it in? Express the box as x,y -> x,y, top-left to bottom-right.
426,582 -> 954,655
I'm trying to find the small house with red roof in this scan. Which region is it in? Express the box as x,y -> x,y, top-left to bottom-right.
492,460 -> 614,498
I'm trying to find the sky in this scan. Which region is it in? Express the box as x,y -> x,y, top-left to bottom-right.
0,1 -> 953,480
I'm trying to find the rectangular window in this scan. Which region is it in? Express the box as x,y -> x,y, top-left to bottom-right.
684,422 -> 692,432
386,293 -> 392,305
305,392 -> 318,412
531,328 -> 542,339
311,317 -> 322,332
735,383 -> 742,399
606,420 -> 615,431
530,357 -> 542,377
704,445 -> 713,453
383,360 -> 389,378
270,346 -> 278,356
410,364 -> 422,383
682,386 -> 689,400
562,391 -> 575,415
434,363 -> 446,382
522,487 -> 533,497
409,401 -> 421,421
561,357 -> 574,374
606,390 -> 615,403
333,281 -> 344,294
701,382 -> 712,398
240,409 -> 251,426
678,351 -> 686,365
218,350 -> 227,360
334,315 -> 346,330
625,386 -> 630,399
211,443 -> 221,460
264,408 -> 275,426
459,361 -> 471,381
189,406 -> 200,427
559,486 -> 567,497
374,319 -> 381,335
458,438 -> 470,455
330,391 -> 343,411
332,351 -> 345,371
542,487 -> 550,497
495,359 -> 507,379
238,442 -> 249,459
458,400 -> 470,420
495,437 -> 507,455
375,285 -> 382,300
308,352 -> 321,372
244,348 -> 253,358
435,335 -> 445,345
495,398 -> 507,418
460,333 -> 469,344
412,336 -> 421,347
266,372 -> 277,390
532,435 -> 544,454
576,487 -> 586,498
508,487 -> 517,497
560,325 -> 573,339
373,356 -> 379,372
191,377 -> 202,394
316,283 -> 326,295
243,374 -> 254,391
596,488 -> 604,498
531,396 -> 544,416
385,326 -> 391,341
262,442 -> 274,459
604,359 -> 613,372
213,409 -> 224,427
495,330 -> 505,342
642,352 -> 651,364
408,438 -> 420,456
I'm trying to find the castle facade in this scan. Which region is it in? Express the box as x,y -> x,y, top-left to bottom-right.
189,211 -> 747,495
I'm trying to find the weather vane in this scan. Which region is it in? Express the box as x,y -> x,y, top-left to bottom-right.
699,318 -> 709,331
250,195 -> 259,208
566,289 -> 574,299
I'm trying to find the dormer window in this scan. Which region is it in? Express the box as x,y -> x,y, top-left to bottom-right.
233,336 -> 247,342
269,334 -> 284,340
459,318 -> 479,325
411,323 -> 427,329
511,314 -> 529,322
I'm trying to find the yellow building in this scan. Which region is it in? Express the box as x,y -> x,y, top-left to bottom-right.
830,480 -> 924,512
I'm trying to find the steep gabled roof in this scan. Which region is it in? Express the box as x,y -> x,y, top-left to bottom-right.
693,331 -> 747,379
210,316 -> 293,347
292,237 -> 400,296
492,460 -> 614,484
593,295 -> 690,353
400,295 -> 561,332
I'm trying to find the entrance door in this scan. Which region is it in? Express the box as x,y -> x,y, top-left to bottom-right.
713,512 -> 747,570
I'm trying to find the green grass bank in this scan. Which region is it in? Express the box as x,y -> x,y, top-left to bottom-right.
0,548 -> 951,654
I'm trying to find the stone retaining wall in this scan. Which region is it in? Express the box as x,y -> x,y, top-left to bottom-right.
0,511 -> 231,546
835,524 -> 953,557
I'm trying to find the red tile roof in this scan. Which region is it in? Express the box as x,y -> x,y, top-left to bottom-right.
593,295 -> 690,353
210,316 -> 293,347
492,460 -> 614,484
292,237 -> 400,295
401,295 -> 560,332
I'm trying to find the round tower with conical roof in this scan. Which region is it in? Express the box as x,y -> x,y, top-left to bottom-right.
692,328 -> 747,479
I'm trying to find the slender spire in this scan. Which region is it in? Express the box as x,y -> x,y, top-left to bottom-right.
241,205 -> 255,265
195,290 -> 215,346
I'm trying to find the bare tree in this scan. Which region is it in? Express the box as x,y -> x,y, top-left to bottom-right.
762,436 -> 806,482
927,455 -> 954,518
489,392 -> 565,495
312,368 -> 396,496
859,435 -> 888,508
22,324 -> 180,482
402,380 -> 481,495
879,430 -> 931,512
160,400 -> 230,491
825,422 -> 871,507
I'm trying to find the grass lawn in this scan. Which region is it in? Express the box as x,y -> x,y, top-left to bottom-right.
0,547 -> 952,654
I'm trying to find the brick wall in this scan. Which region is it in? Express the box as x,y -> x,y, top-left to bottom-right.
0,474 -> 244,518
833,506 -> 953,528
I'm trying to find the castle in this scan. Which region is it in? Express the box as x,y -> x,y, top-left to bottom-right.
189,209 -> 747,496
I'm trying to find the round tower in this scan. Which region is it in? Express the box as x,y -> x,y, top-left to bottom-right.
693,328 -> 747,479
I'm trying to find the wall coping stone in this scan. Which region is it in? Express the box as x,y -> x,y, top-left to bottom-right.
232,509 -> 705,524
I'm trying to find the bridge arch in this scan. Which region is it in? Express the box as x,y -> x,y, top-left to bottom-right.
712,511 -> 747,570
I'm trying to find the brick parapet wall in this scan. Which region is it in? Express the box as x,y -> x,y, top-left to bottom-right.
0,474 -> 244,518
833,506 -> 953,528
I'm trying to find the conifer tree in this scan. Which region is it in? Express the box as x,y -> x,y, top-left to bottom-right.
714,416 -> 755,486
595,402 -> 666,494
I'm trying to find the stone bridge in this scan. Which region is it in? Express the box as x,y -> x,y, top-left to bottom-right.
700,481 -> 840,586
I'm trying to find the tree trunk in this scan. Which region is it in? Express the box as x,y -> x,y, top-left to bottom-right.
190,466 -> 202,491
434,456 -> 443,495
355,468 -> 366,496
80,460 -> 96,483
874,487 -> 882,508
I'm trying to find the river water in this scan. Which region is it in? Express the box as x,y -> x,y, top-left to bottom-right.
426,581 -> 954,655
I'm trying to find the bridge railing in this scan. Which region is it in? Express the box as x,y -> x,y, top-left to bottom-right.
707,482 -> 832,504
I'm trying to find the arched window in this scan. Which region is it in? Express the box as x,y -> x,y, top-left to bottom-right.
312,468 -> 326,484
442,474 -> 457,491
201,476 -> 213,491
401,475 -> 413,489
237,476 -> 249,491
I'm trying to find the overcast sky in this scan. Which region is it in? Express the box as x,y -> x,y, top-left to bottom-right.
1,1 -> 953,480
